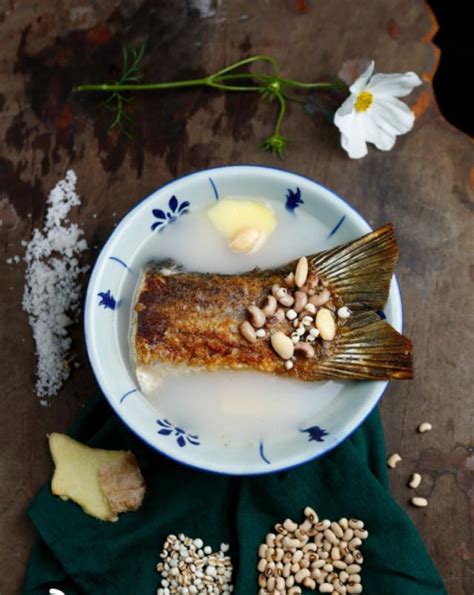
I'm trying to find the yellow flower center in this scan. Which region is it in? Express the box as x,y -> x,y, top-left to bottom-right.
354,91 -> 373,113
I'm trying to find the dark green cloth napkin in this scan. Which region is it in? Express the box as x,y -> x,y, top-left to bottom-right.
24,396 -> 446,595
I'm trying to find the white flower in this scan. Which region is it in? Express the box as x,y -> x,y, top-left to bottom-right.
334,61 -> 422,159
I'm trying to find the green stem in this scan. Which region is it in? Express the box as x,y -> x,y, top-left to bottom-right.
213,55 -> 279,77
75,78 -> 209,92
278,78 -> 335,89
274,92 -> 286,137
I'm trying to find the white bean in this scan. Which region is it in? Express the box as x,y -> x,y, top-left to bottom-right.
295,257 -> 308,288
304,302 -> 317,314
408,473 -> 422,489
285,360 -> 294,370
271,332 -> 294,360
387,453 -> 402,468
256,328 -> 266,338
286,309 -> 297,320
316,308 -> 336,341
418,422 -> 432,433
411,496 -> 428,507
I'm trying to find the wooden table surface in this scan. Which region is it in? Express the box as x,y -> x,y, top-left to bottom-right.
1,1 -> 472,593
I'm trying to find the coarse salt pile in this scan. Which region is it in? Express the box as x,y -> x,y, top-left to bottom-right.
157,534 -> 233,594
22,170 -> 88,400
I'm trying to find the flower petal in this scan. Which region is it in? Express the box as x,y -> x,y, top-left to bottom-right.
334,110 -> 369,159
362,114 -> 397,152
369,97 -> 415,136
335,94 -> 356,118
367,72 -> 422,98
349,61 -> 375,95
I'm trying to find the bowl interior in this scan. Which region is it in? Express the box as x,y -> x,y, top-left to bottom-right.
85,165 -> 402,475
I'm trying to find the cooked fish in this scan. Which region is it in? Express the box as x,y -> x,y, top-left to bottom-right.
131,224 -> 412,392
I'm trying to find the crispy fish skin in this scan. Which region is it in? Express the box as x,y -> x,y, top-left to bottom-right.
133,225 -> 413,381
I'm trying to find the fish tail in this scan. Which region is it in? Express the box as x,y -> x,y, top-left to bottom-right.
316,312 -> 413,380
310,224 -> 398,311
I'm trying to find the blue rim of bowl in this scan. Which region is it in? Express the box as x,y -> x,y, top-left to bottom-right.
84,164 -> 403,476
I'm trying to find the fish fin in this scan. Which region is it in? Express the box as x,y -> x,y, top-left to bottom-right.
310,224 -> 398,310
316,312 -> 413,380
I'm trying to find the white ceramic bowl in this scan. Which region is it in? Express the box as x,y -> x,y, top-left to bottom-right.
84,165 -> 402,475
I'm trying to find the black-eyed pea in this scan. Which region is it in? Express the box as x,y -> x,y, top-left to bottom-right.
247,305 -> 266,328
300,518 -> 313,533
338,517 -> 349,530
331,522 -> 344,538
352,550 -> 364,564
299,559 -> 310,569
258,573 -> 267,588
311,568 -> 322,579
283,536 -> 300,549
286,575 -> 295,588
348,537 -> 362,550
274,548 -> 284,562
293,291 -> 308,313
266,548 -> 275,561
323,563 -> 334,572
294,568 -> 310,584
344,554 -> 354,565
275,576 -> 285,591
343,528 -> 354,542
287,586 -> 301,595
240,320 -> 257,343
257,558 -> 267,572
316,520 -> 331,531
303,542 -> 317,553
348,519 -> 364,530
266,575 -> 275,590
258,544 -> 268,558
304,506 -> 319,523
292,550 -> 303,564
333,560 -> 347,570
291,563 -> 300,573
346,564 -> 361,575
323,540 -> 332,552
331,546 -> 341,560
348,574 -> 361,584
354,529 -> 368,540
339,571 -> 349,583
324,528 -> 338,544
347,584 -> 362,594
312,559 -> 326,569
320,584 -> 335,593
303,577 -> 316,590
334,578 -> 347,594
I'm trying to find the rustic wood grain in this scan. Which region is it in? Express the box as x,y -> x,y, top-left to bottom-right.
0,0 -> 472,593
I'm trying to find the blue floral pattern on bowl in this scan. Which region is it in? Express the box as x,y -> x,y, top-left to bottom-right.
157,418 -> 200,448
301,425 -> 329,442
97,290 -> 116,310
151,195 -> 190,231
286,187 -> 303,211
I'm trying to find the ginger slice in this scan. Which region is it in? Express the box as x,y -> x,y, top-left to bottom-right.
97,452 -> 146,515
49,433 -> 146,522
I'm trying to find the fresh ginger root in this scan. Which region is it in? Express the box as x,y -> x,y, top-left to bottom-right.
49,433 -> 146,522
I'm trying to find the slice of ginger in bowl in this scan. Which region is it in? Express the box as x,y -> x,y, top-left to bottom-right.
208,198 -> 276,254
49,433 -> 146,522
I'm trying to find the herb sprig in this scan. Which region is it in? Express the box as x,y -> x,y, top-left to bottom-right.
76,46 -> 343,155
